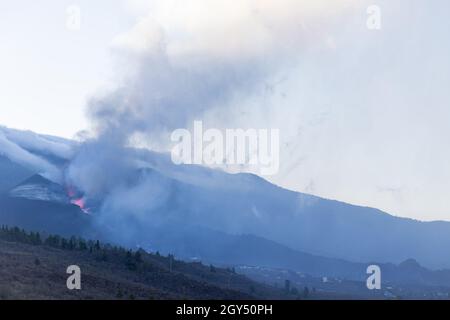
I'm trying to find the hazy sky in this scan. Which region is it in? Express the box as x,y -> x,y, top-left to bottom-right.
1,0 -> 449,221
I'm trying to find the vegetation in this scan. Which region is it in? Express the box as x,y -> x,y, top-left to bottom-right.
0,224 -> 284,300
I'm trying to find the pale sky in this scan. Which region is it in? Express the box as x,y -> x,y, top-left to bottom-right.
1,0 -> 449,221
0,0 -> 139,137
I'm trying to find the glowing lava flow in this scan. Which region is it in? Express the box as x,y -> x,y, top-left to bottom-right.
70,198 -> 90,214
66,185 -> 90,214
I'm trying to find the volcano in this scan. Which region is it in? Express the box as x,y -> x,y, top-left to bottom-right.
0,175 -> 91,239
3,126 -> 450,271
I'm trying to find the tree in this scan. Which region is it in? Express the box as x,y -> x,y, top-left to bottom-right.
168,254 -> 174,272
45,235 -> 56,247
68,238 -> 75,250
284,280 -> 291,294
303,286 -> 310,299
125,251 -> 137,270
250,285 -> 256,294
36,232 -> 42,245
101,250 -> 108,261
134,251 -> 143,263
79,239 -> 87,251
61,238 -> 68,249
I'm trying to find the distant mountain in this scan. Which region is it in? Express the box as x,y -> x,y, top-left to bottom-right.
130,223 -> 450,288
102,158 -> 450,269
139,223 -> 364,279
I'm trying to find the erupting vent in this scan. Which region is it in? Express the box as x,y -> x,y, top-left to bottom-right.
66,186 -> 90,214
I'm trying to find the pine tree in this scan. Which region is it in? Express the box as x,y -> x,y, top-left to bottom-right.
134,251 -> 143,263
79,239 -> 87,250
35,232 -> 42,245
303,286 -> 310,299
284,280 -> 291,293
61,238 -> 68,249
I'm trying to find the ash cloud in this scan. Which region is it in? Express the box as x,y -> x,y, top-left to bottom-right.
63,0 -> 363,244
65,0 -> 450,228
67,0 -> 450,243
85,0 -> 355,148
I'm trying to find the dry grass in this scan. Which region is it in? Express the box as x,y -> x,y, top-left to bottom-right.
0,238 -> 282,300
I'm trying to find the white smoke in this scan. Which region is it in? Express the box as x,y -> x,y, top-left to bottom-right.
1,126 -> 75,160
66,0 -> 362,219
67,0 -> 450,226
86,0 -> 360,148
0,126 -> 71,182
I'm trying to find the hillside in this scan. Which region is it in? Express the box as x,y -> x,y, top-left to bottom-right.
0,226 -> 286,300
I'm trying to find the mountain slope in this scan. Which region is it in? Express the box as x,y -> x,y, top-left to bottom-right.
95,155 -> 450,269
2,126 -> 450,270
0,174 -> 92,239
9,174 -> 69,203
0,230 -> 285,300
132,223 -> 450,288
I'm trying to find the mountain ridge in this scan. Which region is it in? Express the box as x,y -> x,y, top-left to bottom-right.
1,126 -> 450,270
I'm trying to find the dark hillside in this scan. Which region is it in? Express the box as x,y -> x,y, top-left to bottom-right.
0,226 -> 284,300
